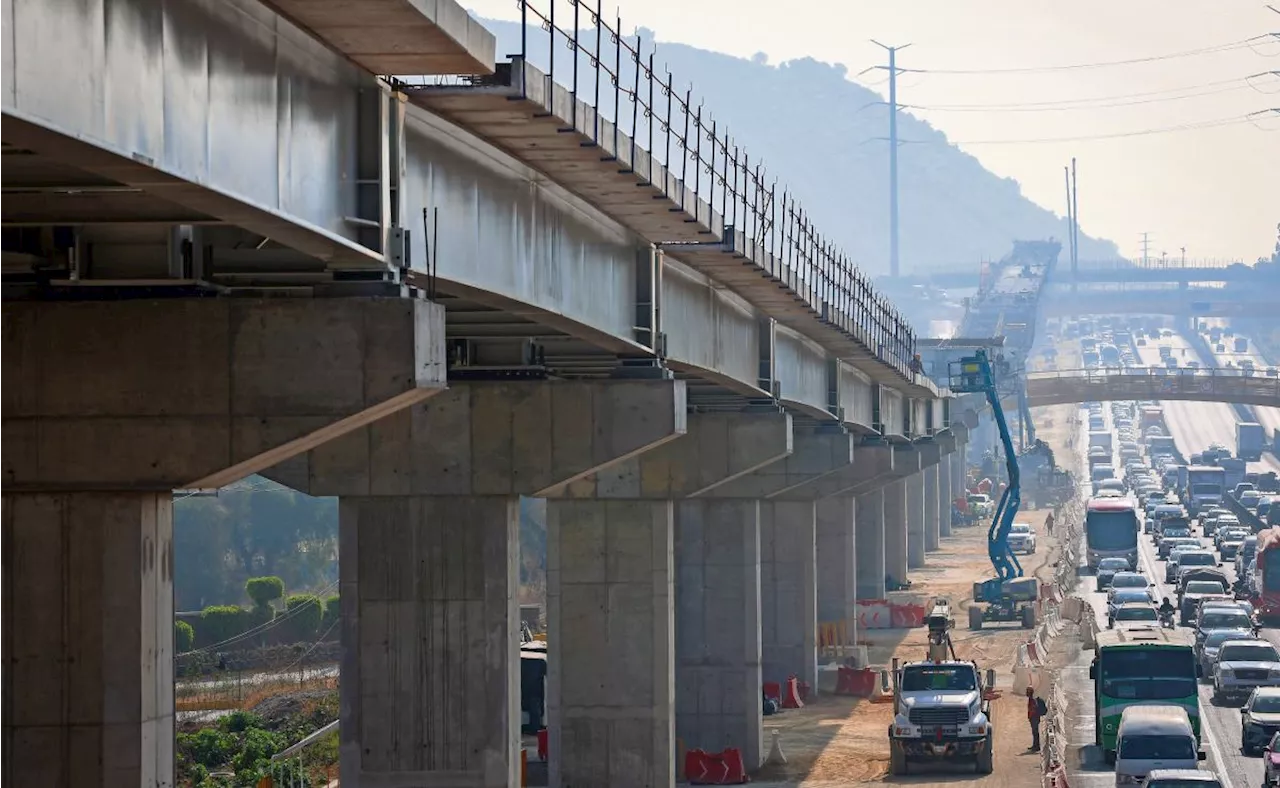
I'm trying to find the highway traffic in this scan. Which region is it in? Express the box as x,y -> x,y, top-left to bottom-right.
1070,319 -> 1280,788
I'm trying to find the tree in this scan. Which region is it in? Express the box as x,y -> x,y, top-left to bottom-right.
173,496 -> 236,610
245,576 -> 284,608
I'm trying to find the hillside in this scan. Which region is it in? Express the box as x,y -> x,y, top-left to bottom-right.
478,20 -> 1120,274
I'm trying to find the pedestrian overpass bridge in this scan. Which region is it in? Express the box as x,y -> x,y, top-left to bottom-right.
1026,367 -> 1280,408
1039,288 -> 1273,318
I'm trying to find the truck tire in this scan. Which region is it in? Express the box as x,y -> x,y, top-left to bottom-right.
1021,605 -> 1036,629
969,605 -> 984,631
889,741 -> 908,775
975,733 -> 994,774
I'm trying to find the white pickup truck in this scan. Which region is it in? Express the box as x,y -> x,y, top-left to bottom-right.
1007,522 -> 1037,555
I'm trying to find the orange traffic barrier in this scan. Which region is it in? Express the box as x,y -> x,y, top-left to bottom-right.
834,666 -> 877,696
781,676 -> 804,709
684,747 -> 748,785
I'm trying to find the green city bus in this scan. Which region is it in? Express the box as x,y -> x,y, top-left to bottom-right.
1090,627 -> 1199,760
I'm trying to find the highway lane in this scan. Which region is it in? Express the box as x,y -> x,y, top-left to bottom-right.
1199,324 -> 1280,464
1073,399 -> 1261,787
1067,327 -> 1279,787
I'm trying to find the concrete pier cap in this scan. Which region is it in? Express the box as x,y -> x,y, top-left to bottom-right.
773,439 -> 893,501
914,439 -> 942,468
889,443 -> 923,479
699,425 -> 855,500
3,297 -> 448,491
551,410 -> 794,499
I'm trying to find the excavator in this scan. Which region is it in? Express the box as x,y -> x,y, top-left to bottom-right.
949,350 -> 1039,630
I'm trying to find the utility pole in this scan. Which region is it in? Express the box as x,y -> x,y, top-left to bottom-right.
868,40 -> 914,278
1140,232 -> 1151,267
1063,165 -> 1078,287
1180,246 -> 1187,267
1071,158 -> 1080,274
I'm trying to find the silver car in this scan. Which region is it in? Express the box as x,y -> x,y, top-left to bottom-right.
1196,629 -> 1254,676
1212,639 -> 1280,704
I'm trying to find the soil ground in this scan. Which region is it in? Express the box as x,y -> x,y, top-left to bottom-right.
747,508 -> 1064,787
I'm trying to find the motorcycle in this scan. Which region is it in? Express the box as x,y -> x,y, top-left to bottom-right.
1159,609 -> 1176,629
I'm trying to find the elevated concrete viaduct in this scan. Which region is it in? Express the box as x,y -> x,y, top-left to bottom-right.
1,0 -> 964,786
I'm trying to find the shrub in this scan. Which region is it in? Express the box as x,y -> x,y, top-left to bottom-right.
232,727 -> 281,773
181,726 -> 237,769
220,710 -> 264,734
284,594 -> 322,640
174,620 -> 195,653
321,595 -> 340,637
198,605 -> 247,647
245,576 -> 284,608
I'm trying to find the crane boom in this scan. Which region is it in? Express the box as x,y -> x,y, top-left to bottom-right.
949,350 -> 1023,591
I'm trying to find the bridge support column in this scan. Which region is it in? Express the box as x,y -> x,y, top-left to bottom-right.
761,501 -> 818,694
952,429 -> 969,525
674,500 -> 764,774
547,411 -> 792,785
855,488 -> 886,599
883,478 -> 909,584
546,499 -> 676,788
339,495 -> 521,788
816,495 -> 857,650
906,471 -> 926,569
2,493 -> 173,788
924,463 -> 941,552
939,453 -> 954,537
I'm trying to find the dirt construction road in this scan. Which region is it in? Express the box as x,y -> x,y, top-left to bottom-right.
743,512 -> 1067,787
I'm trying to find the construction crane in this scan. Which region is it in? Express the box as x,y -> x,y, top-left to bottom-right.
949,349 -> 1039,630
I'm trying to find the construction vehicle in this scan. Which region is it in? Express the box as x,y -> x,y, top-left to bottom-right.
949,350 -> 1039,630
886,599 -> 996,775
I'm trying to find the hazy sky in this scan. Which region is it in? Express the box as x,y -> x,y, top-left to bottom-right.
468,0 -> 1279,263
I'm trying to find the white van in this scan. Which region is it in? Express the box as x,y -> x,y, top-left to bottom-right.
1114,705 -> 1203,786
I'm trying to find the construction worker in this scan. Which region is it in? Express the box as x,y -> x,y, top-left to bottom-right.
1027,686 -> 1045,752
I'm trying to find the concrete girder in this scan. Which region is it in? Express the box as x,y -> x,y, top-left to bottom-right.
295,380 -> 689,498
696,428 -> 855,500
2,298 -> 446,491
548,411 -> 794,500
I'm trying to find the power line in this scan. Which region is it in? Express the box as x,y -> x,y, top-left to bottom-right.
901,82 -> 1255,114
898,76 -> 1256,110
930,114 -> 1261,146
911,35 -> 1274,75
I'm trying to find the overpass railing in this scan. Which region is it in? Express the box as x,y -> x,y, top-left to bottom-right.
413,0 -> 919,377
